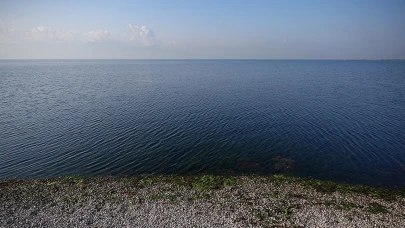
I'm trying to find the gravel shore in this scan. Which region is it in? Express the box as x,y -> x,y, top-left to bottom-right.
1,175 -> 404,227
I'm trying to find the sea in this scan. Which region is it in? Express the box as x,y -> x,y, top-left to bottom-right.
1,60 -> 404,187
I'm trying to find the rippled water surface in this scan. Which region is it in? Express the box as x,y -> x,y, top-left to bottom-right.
1,60 -> 405,186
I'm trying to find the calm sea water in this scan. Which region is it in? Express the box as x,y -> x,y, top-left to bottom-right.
1,60 -> 404,187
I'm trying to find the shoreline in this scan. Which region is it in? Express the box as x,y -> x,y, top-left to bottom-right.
1,174 -> 404,227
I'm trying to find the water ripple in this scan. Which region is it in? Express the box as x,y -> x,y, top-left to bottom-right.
1,60 -> 405,187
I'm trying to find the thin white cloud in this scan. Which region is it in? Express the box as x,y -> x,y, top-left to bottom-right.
1,23 -> 160,47
84,30 -> 113,43
25,26 -> 78,42
125,24 -> 156,46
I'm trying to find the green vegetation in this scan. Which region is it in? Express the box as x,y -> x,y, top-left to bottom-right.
139,176 -> 166,185
46,181 -> 58,186
62,175 -> 85,184
192,175 -> 236,190
137,174 -> 237,192
149,194 -> 164,200
1,173 -> 403,227
192,175 -> 222,190
167,194 -> 178,202
2,173 -> 404,210
48,173 -> 402,201
222,177 -> 237,187
284,208 -> 292,218
253,210 -> 264,220
367,202 -> 389,214
340,202 -> 359,211
272,174 -> 405,201
60,196 -> 78,204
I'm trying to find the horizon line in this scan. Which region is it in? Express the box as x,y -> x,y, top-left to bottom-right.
1,58 -> 404,61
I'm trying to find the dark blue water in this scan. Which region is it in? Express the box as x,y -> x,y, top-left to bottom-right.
1,60 -> 405,187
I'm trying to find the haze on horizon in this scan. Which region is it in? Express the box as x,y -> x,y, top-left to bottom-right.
1,0 -> 404,60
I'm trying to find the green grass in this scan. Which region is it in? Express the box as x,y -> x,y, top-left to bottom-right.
62,175 -> 85,184
192,175 -> 221,190
313,200 -> 336,207
340,202 -> 359,211
137,174 -> 237,191
46,181 -> 58,186
2,174 -> 403,204
223,177 -> 237,187
139,176 -> 166,185
138,175 -> 196,187
272,174 -> 405,201
367,202 -> 389,214
284,208 -> 292,218
60,196 -> 78,204
167,194 -> 178,202
149,194 -> 164,200
192,175 -> 236,190
253,211 -> 264,220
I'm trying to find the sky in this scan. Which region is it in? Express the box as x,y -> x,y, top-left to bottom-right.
0,0 -> 404,59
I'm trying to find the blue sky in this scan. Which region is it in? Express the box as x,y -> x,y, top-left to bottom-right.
1,0 -> 404,59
